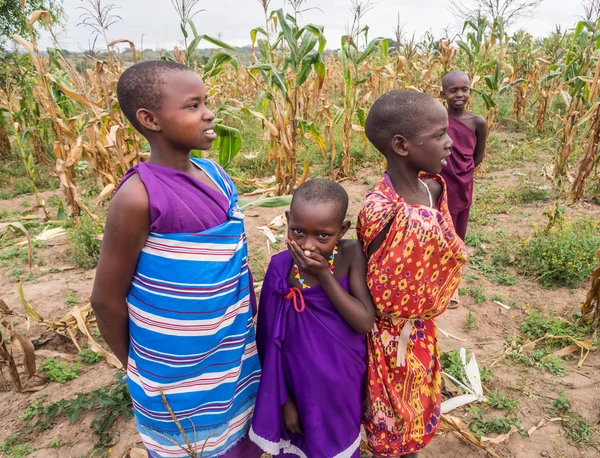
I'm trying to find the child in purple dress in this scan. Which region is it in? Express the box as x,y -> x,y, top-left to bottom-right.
250,179 -> 375,458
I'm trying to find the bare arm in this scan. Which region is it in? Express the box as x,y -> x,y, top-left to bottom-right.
287,240 -> 375,334
367,219 -> 393,260
90,175 -> 150,369
473,116 -> 488,167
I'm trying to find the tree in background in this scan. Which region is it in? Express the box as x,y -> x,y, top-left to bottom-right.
0,0 -> 64,51
448,0 -> 544,28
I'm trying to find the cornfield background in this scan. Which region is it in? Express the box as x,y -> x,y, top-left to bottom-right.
1,0 -> 600,457
1,0 -> 599,203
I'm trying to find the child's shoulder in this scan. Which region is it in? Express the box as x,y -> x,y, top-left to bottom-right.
339,239 -> 364,259
113,171 -> 149,211
464,111 -> 487,131
421,174 -> 443,204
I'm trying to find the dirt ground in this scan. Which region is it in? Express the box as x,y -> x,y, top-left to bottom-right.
0,140 -> 599,458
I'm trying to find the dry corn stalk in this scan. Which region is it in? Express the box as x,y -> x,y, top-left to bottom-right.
581,248 -> 600,328
17,281 -> 122,368
517,334 -> 595,368
439,414 -> 502,458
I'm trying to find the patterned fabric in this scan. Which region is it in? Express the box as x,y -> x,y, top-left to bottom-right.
126,159 -> 261,458
356,173 -> 467,456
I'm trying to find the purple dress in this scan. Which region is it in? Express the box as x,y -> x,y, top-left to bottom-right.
250,250 -> 366,458
118,159 -> 262,458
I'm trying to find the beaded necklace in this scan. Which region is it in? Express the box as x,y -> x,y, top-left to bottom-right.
294,245 -> 338,289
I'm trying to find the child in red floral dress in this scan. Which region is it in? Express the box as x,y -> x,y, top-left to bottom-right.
357,90 -> 468,457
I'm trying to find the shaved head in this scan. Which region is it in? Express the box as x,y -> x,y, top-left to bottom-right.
442,70 -> 470,91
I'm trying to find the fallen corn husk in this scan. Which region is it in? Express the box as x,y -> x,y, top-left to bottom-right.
441,348 -> 486,414
517,334 -> 595,368
17,282 -> 121,368
0,222 -> 33,270
16,226 -> 66,246
439,414 -> 501,458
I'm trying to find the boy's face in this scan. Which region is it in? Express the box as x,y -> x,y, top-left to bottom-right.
286,200 -> 350,259
154,71 -> 216,151
403,102 -> 453,174
442,75 -> 471,109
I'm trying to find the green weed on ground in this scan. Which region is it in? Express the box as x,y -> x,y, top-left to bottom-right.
467,405 -> 525,437
521,310 -> 590,345
507,179 -> 551,204
78,347 -> 102,365
465,311 -> 475,330
0,433 -> 35,457
519,217 -> 600,288
485,389 -> 519,412
552,390 -> 600,449
40,359 -> 80,383
21,373 -> 133,453
66,216 -> 103,270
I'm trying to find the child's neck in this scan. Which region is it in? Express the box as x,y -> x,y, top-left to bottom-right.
147,142 -> 194,173
448,105 -> 467,117
386,161 -> 422,196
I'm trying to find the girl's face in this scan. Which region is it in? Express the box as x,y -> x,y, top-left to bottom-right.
154,71 -> 216,151
442,75 -> 472,109
403,102 -> 453,174
286,200 -> 350,259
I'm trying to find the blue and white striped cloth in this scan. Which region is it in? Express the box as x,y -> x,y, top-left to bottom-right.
126,160 -> 261,457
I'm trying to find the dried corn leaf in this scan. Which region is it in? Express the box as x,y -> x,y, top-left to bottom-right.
0,223 -> 32,270
0,299 -> 14,316
18,281 -> 44,322
95,183 -> 116,205
1,320 -> 36,378
0,335 -> 22,392
71,306 -> 122,368
35,349 -> 78,362
12,34 -> 35,54
527,417 -> 561,436
581,248 -> 600,326
439,414 -> 501,458
29,10 -> 51,27
128,448 -> 148,458
551,345 -> 580,358
482,425 -> 518,444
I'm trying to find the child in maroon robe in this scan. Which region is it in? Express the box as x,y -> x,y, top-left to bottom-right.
440,70 -> 488,240
440,70 -> 487,308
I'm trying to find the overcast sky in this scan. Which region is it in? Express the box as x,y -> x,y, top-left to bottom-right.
38,0 -> 587,51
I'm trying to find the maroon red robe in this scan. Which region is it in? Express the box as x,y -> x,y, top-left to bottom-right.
441,114 -> 477,215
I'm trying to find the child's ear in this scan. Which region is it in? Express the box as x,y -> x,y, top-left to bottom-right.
339,219 -> 351,238
136,108 -> 161,132
285,210 -> 290,224
391,134 -> 409,157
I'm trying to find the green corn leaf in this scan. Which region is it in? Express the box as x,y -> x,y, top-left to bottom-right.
296,53 -> 316,86
250,27 -> 268,48
356,107 -> 366,127
354,72 -> 372,86
357,38 -> 382,64
180,23 -> 189,40
214,124 -> 242,169
188,19 -> 200,39
271,70 -> 288,100
313,60 -> 326,92
297,33 -> 318,61
275,9 -> 298,55
200,35 -> 236,50
239,195 -> 293,210
304,24 -> 327,53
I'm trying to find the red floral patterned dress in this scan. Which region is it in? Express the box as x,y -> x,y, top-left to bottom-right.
357,173 -> 467,456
